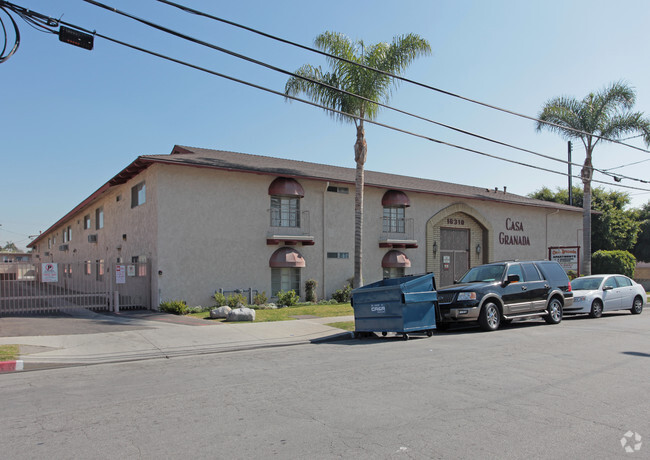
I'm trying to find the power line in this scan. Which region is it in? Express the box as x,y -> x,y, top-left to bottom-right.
3,2 -> 649,193
151,0 -> 650,156
76,0 -> 650,187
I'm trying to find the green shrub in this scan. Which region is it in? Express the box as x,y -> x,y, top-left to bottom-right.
227,293 -> 247,308
592,250 -> 636,278
160,300 -> 188,315
277,289 -> 299,306
332,284 -> 352,303
567,270 -> 578,280
305,279 -> 318,303
213,292 -> 227,307
253,291 -> 268,305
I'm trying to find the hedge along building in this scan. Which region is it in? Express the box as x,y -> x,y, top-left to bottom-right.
28,145 -> 582,308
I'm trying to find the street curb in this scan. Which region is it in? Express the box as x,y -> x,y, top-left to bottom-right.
0,360 -> 24,372
310,331 -> 354,343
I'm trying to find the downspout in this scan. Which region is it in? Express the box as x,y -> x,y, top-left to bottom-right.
545,209 -> 560,258
322,182 -> 329,300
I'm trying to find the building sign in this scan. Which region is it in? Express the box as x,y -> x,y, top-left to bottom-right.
115,265 -> 126,284
41,263 -> 58,282
498,218 -> 531,246
549,246 -> 580,274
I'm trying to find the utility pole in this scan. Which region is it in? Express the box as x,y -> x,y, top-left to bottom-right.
568,141 -> 573,206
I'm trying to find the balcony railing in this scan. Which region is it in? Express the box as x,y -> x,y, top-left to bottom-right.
267,211 -> 314,245
379,217 -> 418,248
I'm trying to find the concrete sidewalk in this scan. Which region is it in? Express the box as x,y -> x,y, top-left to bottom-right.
0,310 -> 354,368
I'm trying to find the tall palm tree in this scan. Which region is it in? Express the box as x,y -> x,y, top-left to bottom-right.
285,31 -> 431,288
537,81 -> 650,275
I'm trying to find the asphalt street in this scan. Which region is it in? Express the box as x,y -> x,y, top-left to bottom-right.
1,311 -> 649,459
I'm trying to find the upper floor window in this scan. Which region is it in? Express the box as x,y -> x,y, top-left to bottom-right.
131,182 -> 146,208
84,215 -> 91,230
96,207 -> 104,229
271,196 -> 300,227
383,206 -> 405,233
268,177 -> 304,228
62,225 -> 72,243
381,190 -> 410,233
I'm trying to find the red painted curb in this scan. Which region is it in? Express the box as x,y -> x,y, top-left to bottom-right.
0,360 -> 24,372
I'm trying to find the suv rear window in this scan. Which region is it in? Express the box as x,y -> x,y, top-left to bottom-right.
535,261 -> 569,284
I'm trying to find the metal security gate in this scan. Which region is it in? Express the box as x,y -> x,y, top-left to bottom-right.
0,261 -> 151,316
439,228 -> 470,288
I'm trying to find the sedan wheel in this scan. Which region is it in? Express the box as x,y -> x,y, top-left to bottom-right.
544,298 -> 563,324
631,296 -> 644,315
479,302 -> 500,332
589,299 -> 603,318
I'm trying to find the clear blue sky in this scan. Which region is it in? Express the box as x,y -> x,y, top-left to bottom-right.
2,0 -> 650,250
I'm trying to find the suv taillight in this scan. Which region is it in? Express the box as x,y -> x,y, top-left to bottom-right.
568,281 -> 572,292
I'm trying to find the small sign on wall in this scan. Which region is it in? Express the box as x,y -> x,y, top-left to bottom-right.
443,255 -> 451,270
115,265 -> 126,284
127,265 -> 136,277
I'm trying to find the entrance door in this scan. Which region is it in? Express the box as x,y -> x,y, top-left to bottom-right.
439,228 -> 469,287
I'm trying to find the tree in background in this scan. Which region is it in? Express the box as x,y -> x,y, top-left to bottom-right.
285,31 -> 431,288
633,202 -> 650,262
536,82 -> 650,275
529,186 -> 641,253
2,242 -> 19,253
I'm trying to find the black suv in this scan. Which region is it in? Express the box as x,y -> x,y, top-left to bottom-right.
436,260 -> 573,332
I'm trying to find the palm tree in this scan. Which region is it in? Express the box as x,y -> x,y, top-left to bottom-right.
285,31 -> 431,288
537,81 -> 650,275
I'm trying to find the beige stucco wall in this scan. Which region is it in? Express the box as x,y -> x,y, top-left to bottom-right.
31,160 -> 583,309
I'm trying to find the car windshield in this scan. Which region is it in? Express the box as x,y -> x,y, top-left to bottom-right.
571,277 -> 604,291
459,264 -> 506,283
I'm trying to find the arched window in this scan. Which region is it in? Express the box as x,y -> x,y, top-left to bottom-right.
269,178 -> 304,228
269,247 -> 305,295
382,190 -> 410,233
382,250 -> 411,279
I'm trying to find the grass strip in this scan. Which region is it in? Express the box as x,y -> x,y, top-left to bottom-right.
188,303 -> 352,322
0,345 -> 20,361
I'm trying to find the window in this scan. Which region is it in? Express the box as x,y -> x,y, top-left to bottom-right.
85,260 -> 92,276
383,267 -> 405,279
327,185 -> 349,194
131,182 -> 146,208
615,276 -> 632,287
48,238 -> 52,250
96,207 -> 104,229
270,196 -> 300,228
327,252 -> 350,259
131,255 -> 148,277
96,259 -> 105,281
271,267 -> 300,296
603,277 -> 617,290
84,215 -> 91,230
62,225 -> 72,243
383,207 -> 405,233
506,264 -> 524,282
521,263 -> 541,281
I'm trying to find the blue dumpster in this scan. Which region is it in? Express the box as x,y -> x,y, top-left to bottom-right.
351,273 -> 437,340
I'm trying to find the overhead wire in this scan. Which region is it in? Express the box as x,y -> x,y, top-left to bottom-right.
1,1 -> 648,193
0,4 -> 20,62
151,0 -> 650,156
76,0 -> 650,186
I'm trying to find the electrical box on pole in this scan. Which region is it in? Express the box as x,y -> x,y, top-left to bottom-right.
58,26 -> 94,50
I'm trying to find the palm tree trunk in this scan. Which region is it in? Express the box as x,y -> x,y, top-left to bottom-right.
353,121 -> 367,288
581,152 -> 593,276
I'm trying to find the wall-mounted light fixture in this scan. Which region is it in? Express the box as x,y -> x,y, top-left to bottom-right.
476,243 -> 481,255
433,241 -> 437,257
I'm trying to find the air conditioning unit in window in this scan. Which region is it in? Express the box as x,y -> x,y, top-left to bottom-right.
59,244 -> 69,251
88,234 -> 98,243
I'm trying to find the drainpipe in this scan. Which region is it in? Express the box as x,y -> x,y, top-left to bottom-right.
322,182 -> 328,300
545,209 -> 560,258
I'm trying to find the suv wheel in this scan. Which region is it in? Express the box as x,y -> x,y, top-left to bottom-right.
544,298 -> 563,324
479,302 -> 500,331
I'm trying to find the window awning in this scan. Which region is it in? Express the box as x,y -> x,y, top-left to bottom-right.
381,250 -> 411,268
269,247 -> 306,268
382,190 -> 410,207
268,177 -> 304,197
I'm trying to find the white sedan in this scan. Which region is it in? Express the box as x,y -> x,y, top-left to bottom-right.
567,274 -> 646,318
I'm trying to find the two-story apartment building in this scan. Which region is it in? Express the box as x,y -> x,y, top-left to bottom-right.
28,145 -> 582,308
